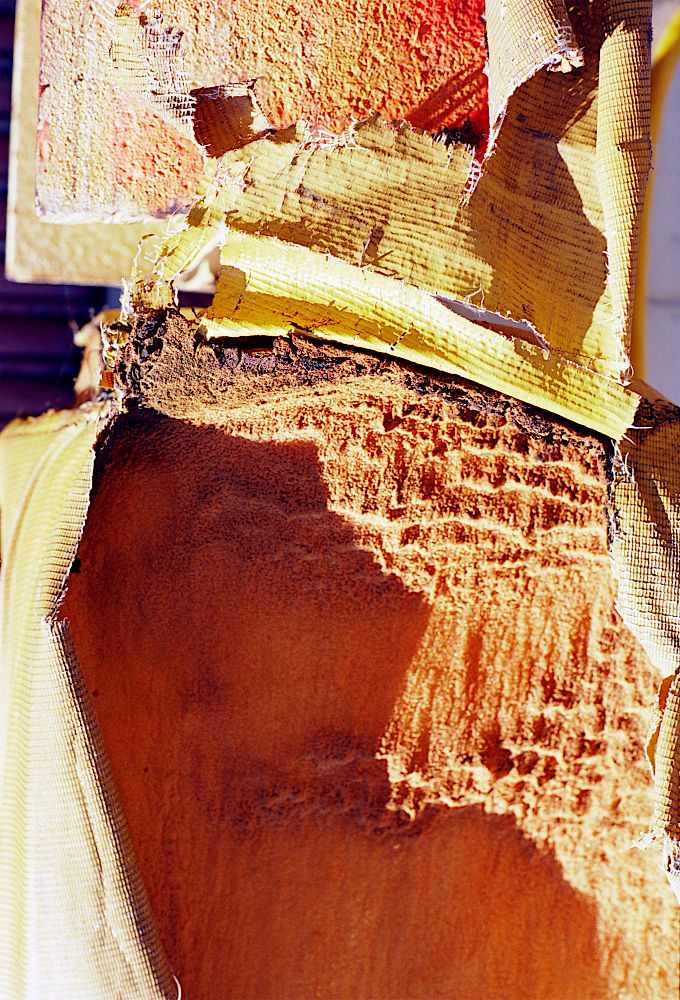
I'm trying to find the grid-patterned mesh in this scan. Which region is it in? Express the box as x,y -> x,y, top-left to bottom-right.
109,4 -> 195,135
0,405 -> 176,1000
610,399 -> 680,877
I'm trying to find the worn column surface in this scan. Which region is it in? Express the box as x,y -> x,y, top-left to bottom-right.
60,319 -> 679,999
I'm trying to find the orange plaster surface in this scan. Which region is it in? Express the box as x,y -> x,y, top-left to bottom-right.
37,0 -> 487,218
109,99 -> 205,212
61,333 -> 679,998
192,0 -> 489,134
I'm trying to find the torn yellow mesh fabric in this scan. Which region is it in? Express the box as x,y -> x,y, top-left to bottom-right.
196,231 -> 638,440
609,401 -> 680,896
611,410 -> 680,683
146,112 -> 623,376
597,0 -> 652,369
485,0 -> 583,135
109,3 -> 196,134
0,406 -> 175,1000
134,0 -> 651,384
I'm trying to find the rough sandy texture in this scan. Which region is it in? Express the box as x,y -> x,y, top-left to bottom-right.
177,0 -> 488,134
61,321 -> 678,998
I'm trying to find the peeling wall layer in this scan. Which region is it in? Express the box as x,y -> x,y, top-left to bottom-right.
34,0 -> 650,377
54,321 -> 678,998
164,224 -> 638,435
126,0 -> 651,381
150,114 -> 622,376
36,0 -> 487,219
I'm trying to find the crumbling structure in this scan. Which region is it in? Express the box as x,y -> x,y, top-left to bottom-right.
1,1 -> 679,997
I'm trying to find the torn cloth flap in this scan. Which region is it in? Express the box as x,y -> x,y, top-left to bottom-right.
0,405 -> 175,1000
133,0 -> 650,384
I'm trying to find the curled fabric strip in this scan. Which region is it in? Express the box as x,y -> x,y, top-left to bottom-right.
129,0 -> 652,383
610,405 -> 680,902
200,231 -> 638,441
596,0 -> 652,370
0,405 -> 175,1000
485,0 -> 651,370
485,0 -> 583,156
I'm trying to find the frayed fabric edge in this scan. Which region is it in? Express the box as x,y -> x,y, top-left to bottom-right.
0,401 -> 179,1000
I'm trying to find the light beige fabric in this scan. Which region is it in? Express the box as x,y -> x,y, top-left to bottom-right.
609,400 -> 680,898
0,406 -> 175,1000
